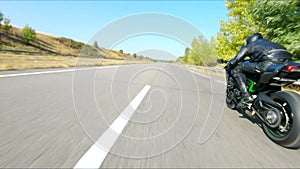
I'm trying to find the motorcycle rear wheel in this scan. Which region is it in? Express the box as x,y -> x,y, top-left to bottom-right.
262,91 -> 300,149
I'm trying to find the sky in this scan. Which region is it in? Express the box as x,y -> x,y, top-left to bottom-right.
0,1 -> 228,60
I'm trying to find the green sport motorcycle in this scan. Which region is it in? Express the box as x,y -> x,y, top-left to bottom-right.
221,59 -> 300,149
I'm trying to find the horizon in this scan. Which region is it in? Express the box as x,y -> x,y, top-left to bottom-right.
0,1 -> 228,60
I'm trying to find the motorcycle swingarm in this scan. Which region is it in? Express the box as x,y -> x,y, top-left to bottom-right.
253,92 -> 282,110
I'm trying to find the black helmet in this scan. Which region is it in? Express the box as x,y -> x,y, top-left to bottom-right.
246,33 -> 263,45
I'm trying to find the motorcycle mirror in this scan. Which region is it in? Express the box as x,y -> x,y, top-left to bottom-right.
217,59 -> 227,64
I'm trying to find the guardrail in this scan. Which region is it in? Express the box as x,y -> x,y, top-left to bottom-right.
192,65 -> 300,85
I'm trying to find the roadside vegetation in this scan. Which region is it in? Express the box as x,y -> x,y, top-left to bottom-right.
0,11 -> 155,70
178,0 -> 299,66
177,35 -> 218,66
215,0 -> 299,61
22,24 -> 36,45
0,53 -> 153,70
178,0 -> 299,91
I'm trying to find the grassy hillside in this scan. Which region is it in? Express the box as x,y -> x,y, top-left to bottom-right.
0,25 -> 156,70
0,26 -> 130,59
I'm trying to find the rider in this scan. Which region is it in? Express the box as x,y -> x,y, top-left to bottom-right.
227,33 -> 292,104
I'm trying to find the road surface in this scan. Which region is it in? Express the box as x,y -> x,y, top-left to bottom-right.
0,63 -> 300,168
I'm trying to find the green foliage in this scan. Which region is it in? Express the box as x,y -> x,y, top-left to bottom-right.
94,41 -> 99,48
3,17 -> 12,35
119,49 -> 123,54
182,48 -> 190,63
179,35 -> 218,66
215,0 -> 300,60
138,55 -> 144,59
253,0 -> 300,59
0,11 -> 3,25
133,53 -> 137,58
22,24 -> 36,44
215,0 -> 257,60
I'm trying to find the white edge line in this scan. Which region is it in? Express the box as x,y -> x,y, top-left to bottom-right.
0,66 -> 119,78
189,69 -> 210,79
74,85 -> 151,169
189,69 -> 226,85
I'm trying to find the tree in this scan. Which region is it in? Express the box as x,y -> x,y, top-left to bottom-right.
180,47 -> 190,63
181,35 -> 217,66
253,0 -> 300,59
119,49 -> 123,54
0,11 -> 3,25
138,55 -> 144,59
3,17 -> 12,35
215,0 -> 257,61
22,24 -> 36,44
215,0 -> 300,60
0,11 -> 3,44
133,53 -> 137,58
184,47 -> 190,56
94,41 -> 99,48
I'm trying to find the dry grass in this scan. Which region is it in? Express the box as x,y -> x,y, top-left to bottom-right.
284,84 -> 300,93
0,53 -> 153,71
0,54 -> 75,70
0,26 -> 129,59
1,27 -> 82,55
190,66 -> 226,77
0,26 -> 156,70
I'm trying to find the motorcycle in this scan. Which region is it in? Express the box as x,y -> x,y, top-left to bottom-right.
218,59 -> 300,149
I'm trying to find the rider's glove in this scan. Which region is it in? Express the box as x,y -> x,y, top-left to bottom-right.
227,62 -> 234,70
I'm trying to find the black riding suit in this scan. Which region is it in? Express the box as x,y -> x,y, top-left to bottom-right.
228,38 -> 292,101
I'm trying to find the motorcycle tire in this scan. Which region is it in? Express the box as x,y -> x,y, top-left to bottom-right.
226,97 -> 236,110
262,91 -> 300,149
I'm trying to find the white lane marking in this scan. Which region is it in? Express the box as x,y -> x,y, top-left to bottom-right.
74,85 -> 151,169
189,69 -> 226,85
189,69 -> 210,78
0,66 -> 119,78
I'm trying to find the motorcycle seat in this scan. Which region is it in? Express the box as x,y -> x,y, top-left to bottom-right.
265,64 -> 284,72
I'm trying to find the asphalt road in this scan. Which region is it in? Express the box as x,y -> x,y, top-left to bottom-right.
0,63 -> 300,168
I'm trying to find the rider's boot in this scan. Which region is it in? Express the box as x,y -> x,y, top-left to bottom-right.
233,70 -> 254,104
240,84 -> 253,104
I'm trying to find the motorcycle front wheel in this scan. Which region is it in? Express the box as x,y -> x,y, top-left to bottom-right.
226,97 -> 236,110
263,91 -> 300,149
